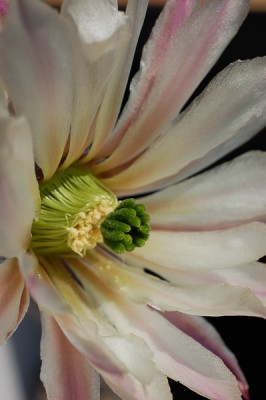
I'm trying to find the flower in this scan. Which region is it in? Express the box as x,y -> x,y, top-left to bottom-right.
0,0 -> 266,399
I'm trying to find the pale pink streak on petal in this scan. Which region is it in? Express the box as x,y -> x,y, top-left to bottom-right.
0,117 -> 40,258
100,58 -> 266,195
141,152 -> 266,231
72,258 -> 242,400
41,314 -> 100,400
132,222 -> 266,271
91,250 -> 266,318
159,261 -> 266,306
94,0 -> 249,173
0,0 -> 8,31
0,0 -> 81,179
82,0 -> 149,162
0,259 -> 29,344
104,369 -> 173,400
162,311 -> 249,400
22,254 -> 154,385
19,252 -> 72,315
61,0 -> 138,168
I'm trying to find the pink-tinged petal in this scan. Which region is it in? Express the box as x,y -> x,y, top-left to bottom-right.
87,251 -> 266,318
131,222 -> 266,271
104,369 -> 173,400
0,0 -> 8,31
40,314 -> 100,400
100,58 -> 266,195
62,0 -> 142,167
163,311 -> 249,399
71,258 -> 243,400
160,261 -> 266,306
0,117 -> 40,258
22,254 -> 157,394
0,259 -> 29,344
141,152 -> 266,230
81,0 -> 149,162
0,0 -> 89,179
93,0 -> 249,173
19,252 -> 72,315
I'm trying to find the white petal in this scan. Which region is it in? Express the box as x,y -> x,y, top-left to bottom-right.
0,0 -> 90,178
163,312 -> 249,398
61,0 -> 145,169
71,257 -> 243,400
142,151 -> 266,230
0,258 -> 29,344
41,313 -> 100,400
163,261 -> 266,306
81,0 -> 149,162
93,0 -> 249,174
132,222 -> 266,271
88,251 -> 266,318
101,58 -> 266,195
104,369 -> 172,400
0,116 -> 39,257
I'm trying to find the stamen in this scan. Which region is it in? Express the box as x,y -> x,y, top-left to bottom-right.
31,167 -> 117,256
100,198 -> 150,254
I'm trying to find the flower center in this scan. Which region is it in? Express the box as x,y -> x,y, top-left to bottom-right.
31,167 -> 150,257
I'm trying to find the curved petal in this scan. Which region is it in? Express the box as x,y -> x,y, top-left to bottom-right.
93,0 -> 249,173
0,258 -> 29,344
70,257 -> 243,400
162,311 -> 249,399
141,151 -> 266,230
21,253 -> 159,398
158,261 -> 266,306
131,222 -> 266,271
100,58 -> 266,195
104,369 -> 173,400
86,251 -> 266,318
80,0 -> 149,162
40,313 -> 100,400
0,0 -> 90,179
61,0 -> 148,168
0,116 -> 39,258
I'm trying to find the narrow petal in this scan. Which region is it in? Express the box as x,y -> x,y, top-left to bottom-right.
61,0 -> 145,168
71,257 -> 243,400
132,222 -> 266,271
163,312 -> 249,399
41,314 -> 100,400
104,369 -> 173,400
0,116 -> 39,257
21,253 -> 158,396
141,152 -> 266,230
87,251 -> 266,318
0,259 -> 29,344
81,0 -> 149,162
94,0 -> 249,173
159,261 -> 266,306
100,58 -> 266,195
0,0 -> 89,178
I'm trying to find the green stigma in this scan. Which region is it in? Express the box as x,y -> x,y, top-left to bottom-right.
100,198 -> 150,254
31,167 -> 150,257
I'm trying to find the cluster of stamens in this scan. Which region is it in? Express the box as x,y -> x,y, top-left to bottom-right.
68,199 -> 114,255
